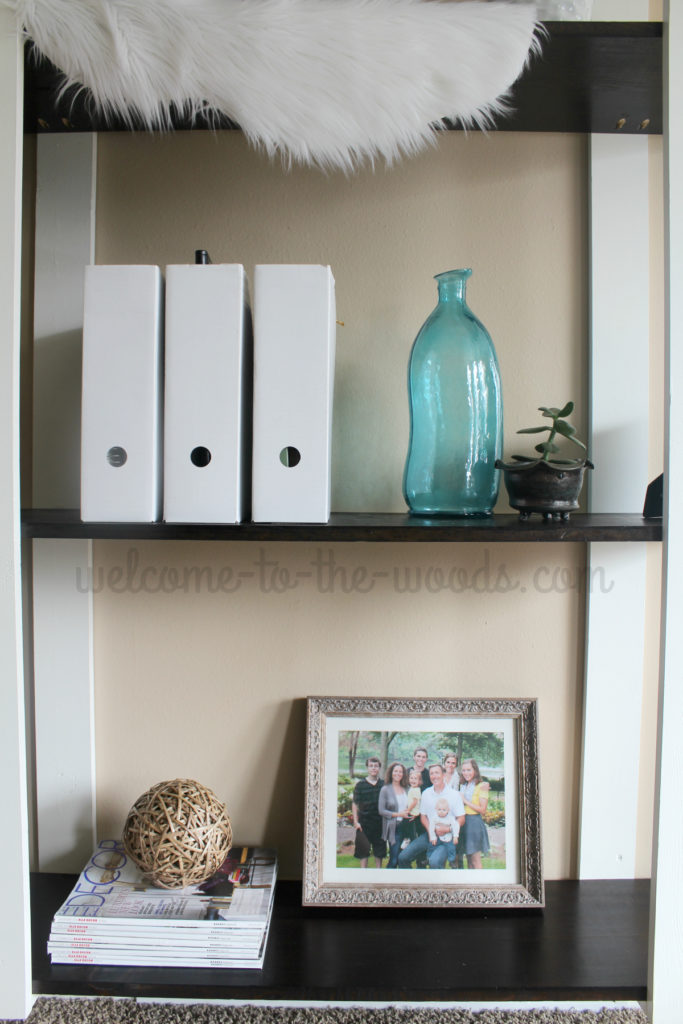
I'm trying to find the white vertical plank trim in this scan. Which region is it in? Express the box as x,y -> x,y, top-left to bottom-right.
580,134 -> 650,879
0,12 -> 33,1020
580,0 -> 651,880
649,4 -> 683,1020
32,135 -> 97,872
589,136 -> 650,510
33,540 -> 96,871
33,134 -> 96,508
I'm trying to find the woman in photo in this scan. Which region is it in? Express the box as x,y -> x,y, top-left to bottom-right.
378,761 -> 409,868
459,758 -> 491,869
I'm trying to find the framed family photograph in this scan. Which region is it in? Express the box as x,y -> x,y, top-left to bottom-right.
303,696 -> 543,908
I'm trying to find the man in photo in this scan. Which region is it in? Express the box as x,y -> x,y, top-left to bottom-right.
397,763 -> 465,869
352,756 -> 386,867
406,746 -> 431,865
410,746 -> 431,789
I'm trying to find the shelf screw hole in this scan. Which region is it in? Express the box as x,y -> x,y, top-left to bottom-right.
280,446 -> 301,468
190,446 -> 212,467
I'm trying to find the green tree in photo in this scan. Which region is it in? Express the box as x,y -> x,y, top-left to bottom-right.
340,731 -> 360,776
433,732 -> 504,772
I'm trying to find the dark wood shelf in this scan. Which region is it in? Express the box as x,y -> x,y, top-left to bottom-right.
24,22 -> 662,136
496,21 -> 662,134
21,509 -> 662,543
31,874 -> 648,1002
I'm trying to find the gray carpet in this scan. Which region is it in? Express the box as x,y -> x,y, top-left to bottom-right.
8,999 -> 649,1024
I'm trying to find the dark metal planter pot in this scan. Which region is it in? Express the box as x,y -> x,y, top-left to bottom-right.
496,458 -> 594,521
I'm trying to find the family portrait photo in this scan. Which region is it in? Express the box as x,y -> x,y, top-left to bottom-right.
303,696 -> 543,908
336,730 -> 505,871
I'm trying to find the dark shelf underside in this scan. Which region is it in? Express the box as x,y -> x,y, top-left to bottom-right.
24,22 -> 662,136
21,509 -> 662,543
32,875 -> 649,1002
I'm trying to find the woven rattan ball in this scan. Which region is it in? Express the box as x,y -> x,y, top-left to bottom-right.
122,779 -> 232,889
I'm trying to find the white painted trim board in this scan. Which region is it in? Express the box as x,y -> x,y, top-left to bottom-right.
648,4 -> 683,1021
0,10 -> 32,1020
32,134 -> 97,873
580,134 -> 650,879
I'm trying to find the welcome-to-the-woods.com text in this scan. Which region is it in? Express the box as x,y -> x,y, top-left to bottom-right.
75,547 -> 615,597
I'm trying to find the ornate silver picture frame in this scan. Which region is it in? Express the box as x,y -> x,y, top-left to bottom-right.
303,696 -> 543,908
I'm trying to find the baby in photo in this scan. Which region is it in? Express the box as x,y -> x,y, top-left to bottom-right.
428,796 -> 459,864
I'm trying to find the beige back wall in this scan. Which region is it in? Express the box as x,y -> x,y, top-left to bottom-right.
90,131 -> 655,880
95,131 -> 588,513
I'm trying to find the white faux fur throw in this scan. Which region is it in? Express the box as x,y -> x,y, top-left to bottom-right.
7,0 -> 542,170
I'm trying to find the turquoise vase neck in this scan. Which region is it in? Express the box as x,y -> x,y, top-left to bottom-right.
435,268 -> 471,304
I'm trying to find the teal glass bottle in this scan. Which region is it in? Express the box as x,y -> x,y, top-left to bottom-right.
403,269 -> 503,516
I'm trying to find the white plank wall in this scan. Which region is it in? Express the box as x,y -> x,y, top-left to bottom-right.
577,0 -> 652,882
580,133 -> 650,879
0,12 -> 33,1020
32,135 -> 97,872
33,540 -> 96,871
649,5 -> 683,1021
33,135 -> 96,509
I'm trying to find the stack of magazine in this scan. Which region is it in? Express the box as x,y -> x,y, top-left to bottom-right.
48,839 -> 278,968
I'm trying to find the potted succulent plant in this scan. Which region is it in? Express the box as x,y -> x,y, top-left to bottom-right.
496,402 -> 593,520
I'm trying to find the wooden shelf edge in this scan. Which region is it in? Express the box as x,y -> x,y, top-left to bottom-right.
23,22 -> 662,137
31,875 -> 649,1003
21,509 -> 663,543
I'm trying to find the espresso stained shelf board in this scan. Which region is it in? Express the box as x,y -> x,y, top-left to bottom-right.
24,22 -> 662,136
21,509 -> 662,543
498,20 -> 662,134
32,875 -> 648,1002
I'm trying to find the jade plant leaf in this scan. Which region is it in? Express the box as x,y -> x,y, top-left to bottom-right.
536,441 -> 560,454
539,401 -> 574,419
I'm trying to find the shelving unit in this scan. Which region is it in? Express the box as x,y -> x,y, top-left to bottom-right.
1,11 -> 681,1022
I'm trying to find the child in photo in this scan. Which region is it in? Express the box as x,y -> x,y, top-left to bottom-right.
428,796 -> 458,865
406,769 -> 422,819
400,768 -> 423,849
